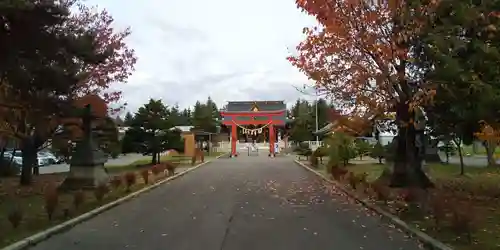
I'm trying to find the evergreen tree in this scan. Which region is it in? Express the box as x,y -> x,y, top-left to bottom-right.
124,112 -> 134,126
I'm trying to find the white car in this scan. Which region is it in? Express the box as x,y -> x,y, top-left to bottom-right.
4,151 -> 23,166
4,151 -> 62,167
38,151 -> 62,165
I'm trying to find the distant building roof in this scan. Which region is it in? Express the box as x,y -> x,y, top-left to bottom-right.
225,101 -> 286,112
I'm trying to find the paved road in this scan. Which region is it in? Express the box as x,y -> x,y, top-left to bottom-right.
437,153 -> 500,167
29,155 -> 422,250
39,154 -> 148,174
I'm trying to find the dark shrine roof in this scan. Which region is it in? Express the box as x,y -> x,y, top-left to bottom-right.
225,101 -> 286,112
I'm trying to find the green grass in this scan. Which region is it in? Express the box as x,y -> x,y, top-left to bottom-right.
461,144 -> 500,156
345,162 -> 500,183
334,162 -> 500,250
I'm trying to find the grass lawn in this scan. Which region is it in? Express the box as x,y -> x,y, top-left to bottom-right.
304,158 -> 500,250
105,151 -> 225,173
0,151 -> 224,248
461,144 -> 500,156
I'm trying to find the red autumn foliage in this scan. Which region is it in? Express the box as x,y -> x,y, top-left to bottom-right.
73,190 -> 85,209
124,172 -> 136,192
44,185 -> 59,220
371,182 -> 391,203
289,0 -> 438,188
140,169 -> 150,184
94,183 -> 109,202
331,167 -> 348,181
110,176 -> 122,189
165,162 -> 176,176
151,165 -> 161,176
74,94 -> 108,118
67,1 -> 137,107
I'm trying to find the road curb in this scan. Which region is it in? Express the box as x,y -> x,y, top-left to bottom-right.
293,159 -> 454,250
2,153 -> 228,250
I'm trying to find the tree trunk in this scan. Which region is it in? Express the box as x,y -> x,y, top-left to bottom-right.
389,102 -> 433,188
20,138 -> 37,185
378,157 -> 382,164
456,140 -> 465,175
151,152 -> 157,165
445,151 -> 450,164
484,141 -> 496,167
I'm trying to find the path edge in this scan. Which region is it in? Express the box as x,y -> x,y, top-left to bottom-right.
2,153 -> 228,250
293,159 -> 454,250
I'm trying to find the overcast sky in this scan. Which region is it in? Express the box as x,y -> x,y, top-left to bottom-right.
85,0 -> 319,113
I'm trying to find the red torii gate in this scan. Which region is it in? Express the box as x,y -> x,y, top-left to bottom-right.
220,109 -> 285,157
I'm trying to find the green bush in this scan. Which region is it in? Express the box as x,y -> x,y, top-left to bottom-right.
324,132 -> 356,166
370,141 -> 385,164
355,139 -> 371,159
313,146 -> 328,163
310,155 -> 319,168
295,142 -> 312,159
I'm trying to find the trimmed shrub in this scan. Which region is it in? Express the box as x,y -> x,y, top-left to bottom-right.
73,190 -> 85,209
140,169 -> 150,184
110,176 -> 122,189
151,165 -> 161,176
124,172 -> 137,192
44,185 -> 59,220
7,206 -> 23,228
165,162 -> 176,176
309,156 -> 319,168
94,183 -> 109,202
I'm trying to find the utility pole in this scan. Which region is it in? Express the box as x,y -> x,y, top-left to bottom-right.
315,97 -> 319,143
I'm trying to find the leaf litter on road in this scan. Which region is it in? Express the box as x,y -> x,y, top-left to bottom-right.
255,176 -> 424,249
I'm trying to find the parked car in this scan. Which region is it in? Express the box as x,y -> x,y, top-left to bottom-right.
4,151 -> 23,166
38,151 -> 64,165
2,150 -> 64,167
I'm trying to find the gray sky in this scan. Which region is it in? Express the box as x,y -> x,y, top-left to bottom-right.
86,0 -> 319,113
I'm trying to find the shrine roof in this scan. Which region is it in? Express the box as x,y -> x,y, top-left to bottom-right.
225,101 -> 286,112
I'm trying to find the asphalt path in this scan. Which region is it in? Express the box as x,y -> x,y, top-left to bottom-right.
28,154 -> 423,250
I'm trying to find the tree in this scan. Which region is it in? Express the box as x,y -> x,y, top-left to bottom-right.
426,95 -> 479,172
192,97 -> 220,133
370,142 -> 385,164
124,112 -> 134,126
180,108 -> 192,125
355,139 -> 371,160
130,99 -> 181,164
0,1 -> 136,185
289,99 -> 314,142
0,1 -> 105,184
312,98 -> 331,136
289,0 -> 436,188
414,0 -> 500,167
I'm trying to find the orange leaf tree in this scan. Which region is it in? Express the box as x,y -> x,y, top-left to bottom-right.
475,122 -> 500,166
289,0 -> 436,188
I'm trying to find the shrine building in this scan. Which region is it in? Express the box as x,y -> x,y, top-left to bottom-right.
220,101 -> 292,157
